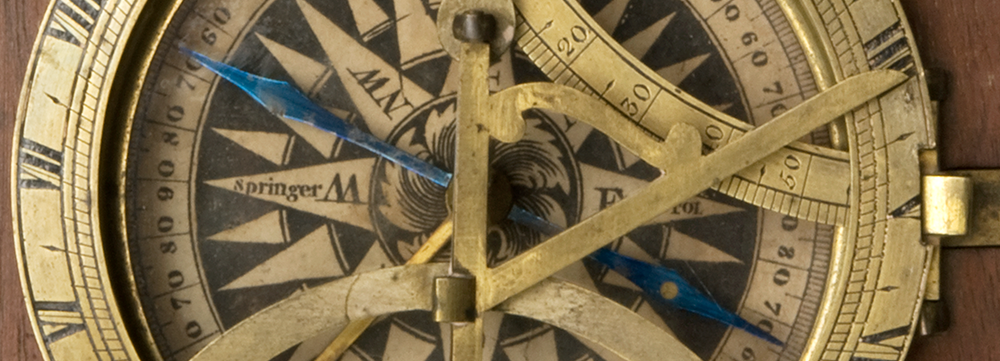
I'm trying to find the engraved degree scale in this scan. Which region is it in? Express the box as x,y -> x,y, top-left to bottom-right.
9,0 -> 996,360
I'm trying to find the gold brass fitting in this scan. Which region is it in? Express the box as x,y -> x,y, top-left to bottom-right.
433,276 -> 476,323
922,175 -> 972,238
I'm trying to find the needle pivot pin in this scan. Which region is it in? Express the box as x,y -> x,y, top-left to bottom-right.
453,10 -> 496,43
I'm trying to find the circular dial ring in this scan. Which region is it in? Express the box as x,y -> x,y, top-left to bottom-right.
9,0 -> 936,360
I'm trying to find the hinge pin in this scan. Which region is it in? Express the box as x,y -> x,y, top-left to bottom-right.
922,175 -> 972,239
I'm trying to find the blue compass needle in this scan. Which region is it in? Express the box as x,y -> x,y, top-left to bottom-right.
183,48 -> 453,187
591,248 -> 784,346
183,48 -> 550,231
185,49 -> 781,346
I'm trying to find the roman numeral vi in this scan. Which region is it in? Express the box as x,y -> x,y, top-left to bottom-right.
35,300 -> 86,344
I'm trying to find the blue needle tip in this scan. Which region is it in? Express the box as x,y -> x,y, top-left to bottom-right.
590,248 -> 784,346
181,46 -> 454,187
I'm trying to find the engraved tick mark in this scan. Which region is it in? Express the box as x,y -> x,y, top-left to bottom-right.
42,245 -> 64,252
859,325 -> 909,351
889,195 -> 921,219
45,93 -> 64,106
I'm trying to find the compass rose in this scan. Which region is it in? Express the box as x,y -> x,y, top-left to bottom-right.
192,0 -> 753,358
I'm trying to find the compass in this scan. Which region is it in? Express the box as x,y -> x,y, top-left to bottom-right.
3,0 -> 1000,360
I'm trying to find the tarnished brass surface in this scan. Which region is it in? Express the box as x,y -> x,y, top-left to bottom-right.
486,82 -> 699,169
190,265 -> 706,361
942,170 -> 1000,247
442,32 -> 904,356
917,300 -> 950,337
497,278 -> 701,361
513,3 -> 941,360
513,0 -> 867,225
11,0 -> 154,359
923,175 -> 973,236
481,71 -> 907,311
189,264 -> 449,361
917,248 -> 948,336
434,276 -> 476,323
450,39 -> 492,361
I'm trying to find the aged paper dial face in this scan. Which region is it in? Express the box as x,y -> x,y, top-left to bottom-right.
11,0 -> 935,360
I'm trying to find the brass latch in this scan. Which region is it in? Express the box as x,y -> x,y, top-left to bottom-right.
918,153 -> 1000,335
921,150 -> 1000,247
922,175 -> 972,239
915,150 -> 1000,336
934,170 -> 1000,247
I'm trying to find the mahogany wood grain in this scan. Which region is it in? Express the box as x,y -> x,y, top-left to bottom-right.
905,1 -> 1000,360
1,0 -> 998,360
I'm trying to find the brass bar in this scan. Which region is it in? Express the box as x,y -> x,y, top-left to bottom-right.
188,264 -> 449,361
452,40 -> 491,282
481,70 -> 908,310
451,318 -> 485,361
498,279 -> 701,361
449,36 -> 492,361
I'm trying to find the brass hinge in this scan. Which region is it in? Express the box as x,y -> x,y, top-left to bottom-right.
922,174 -> 972,240
935,169 -> 1000,247
920,150 -> 1000,247
914,148 -> 1000,336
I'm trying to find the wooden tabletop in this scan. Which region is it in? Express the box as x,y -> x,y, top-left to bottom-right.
2,0 -> 999,360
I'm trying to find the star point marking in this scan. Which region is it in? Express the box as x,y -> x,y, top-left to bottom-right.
220,224 -> 348,291
212,128 -> 295,166
621,12 -> 676,60
256,33 -> 328,92
599,237 -> 653,291
282,117 -> 347,159
296,0 -> 433,139
392,0 -> 446,69
632,298 -> 676,337
608,140 -> 644,170
344,0 -> 393,41
286,327 -> 343,361
207,209 -> 290,244
593,0 -> 630,34
554,261 -> 600,294
656,53 -> 712,85
381,321 -> 437,360
663,227 -> 742,264
502,326 -> 559,361
354,242 -> 396,273
482,312 -> 504,360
